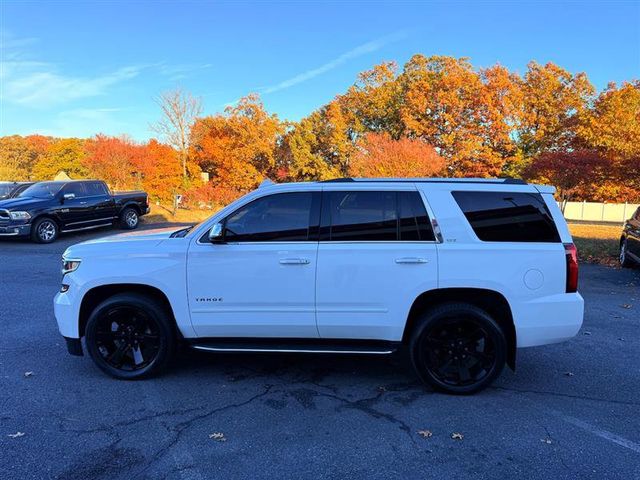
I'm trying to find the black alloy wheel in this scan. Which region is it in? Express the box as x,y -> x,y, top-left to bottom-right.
85,293 -> 175,379
410,303 -> 506,394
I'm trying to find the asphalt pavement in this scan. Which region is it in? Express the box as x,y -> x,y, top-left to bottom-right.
1,224 -> 639,479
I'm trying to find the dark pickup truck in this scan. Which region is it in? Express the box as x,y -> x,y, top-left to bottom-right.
620,205 -> 640,267
0,180 -> 149,243
0,181 -> 35,200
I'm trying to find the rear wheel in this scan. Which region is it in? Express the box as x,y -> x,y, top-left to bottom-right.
84,293 -> 176,379
31,217 -> 59,243
120,207 -> 139,230
620,238 -> 634,268
409,303 -> 506,395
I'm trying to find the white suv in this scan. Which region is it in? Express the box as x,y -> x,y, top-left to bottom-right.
54,178 -> 584,394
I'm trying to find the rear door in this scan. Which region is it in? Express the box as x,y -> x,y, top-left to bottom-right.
85,181 -> 117,224
315,187 -> 439,341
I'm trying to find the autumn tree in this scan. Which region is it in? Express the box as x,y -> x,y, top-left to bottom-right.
83,135 -> 141,189
398,55 -> 519,177
32,138 -> 87,180
0,136 -> 39,180
152,88 -> 202,178
524,150 -> 612,207
514,62 -> 594,160
190,94 -> 282,199
137,139 -> 182,202
349,132 -> 445,178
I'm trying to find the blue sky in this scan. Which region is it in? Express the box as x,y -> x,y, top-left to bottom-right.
2,1 -> 639,141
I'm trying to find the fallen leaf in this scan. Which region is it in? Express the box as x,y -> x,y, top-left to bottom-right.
451,432 -> 464,440
621,304 -> 632,309
564,372 -> 574,377
209,432 -> 226,442
618,338 -> 625,341
418,430 -> 433,438
582,331 -> 591,336
378,386 -> 387,392
541,438 -> 552,444
24,372 -> 33,378
8,432 -> 25,438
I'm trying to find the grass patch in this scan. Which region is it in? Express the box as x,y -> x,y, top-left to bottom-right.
568,223 -> 622,266
143,204 -> 217,225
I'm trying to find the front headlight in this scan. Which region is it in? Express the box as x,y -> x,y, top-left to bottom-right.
9,211 -> 31,221
62,258 -> 82,276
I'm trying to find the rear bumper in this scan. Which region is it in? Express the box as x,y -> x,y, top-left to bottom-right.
0,223 -> 31,237
515,292 -> 584,347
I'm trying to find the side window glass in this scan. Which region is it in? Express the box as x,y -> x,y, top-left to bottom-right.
452,191 -> 561,242
86,182 -> 107,196
327,191 -> 397,241
225,192 -> 313,242
64,182 -> 87,198
399,191 -> 435,241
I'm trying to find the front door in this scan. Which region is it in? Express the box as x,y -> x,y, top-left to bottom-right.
57,182 -> 92,229
187,191 -> 321,338
316,188 -> 439,341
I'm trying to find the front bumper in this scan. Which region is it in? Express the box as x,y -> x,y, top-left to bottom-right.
0,223 -> 31,236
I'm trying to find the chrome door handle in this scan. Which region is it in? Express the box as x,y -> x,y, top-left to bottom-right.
279,258 -> 310,265
395,257 -> 428,264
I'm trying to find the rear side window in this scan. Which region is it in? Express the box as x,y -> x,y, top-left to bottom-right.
452,191 -> 560,242
322,191 -> 434,241
224,192 -> 315,242
86,181 -> 108,196
64,182 -> 87,198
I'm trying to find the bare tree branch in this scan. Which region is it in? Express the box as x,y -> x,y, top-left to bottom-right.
151,88 -> 202,178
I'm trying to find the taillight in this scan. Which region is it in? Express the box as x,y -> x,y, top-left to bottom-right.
564,243 -> 579,293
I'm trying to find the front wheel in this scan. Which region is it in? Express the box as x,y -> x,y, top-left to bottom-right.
120,207 -> 139,230
84,293 -> 176,379
409,303 -> 507,395
31,217 -> 59,243
620,238 -> 634,268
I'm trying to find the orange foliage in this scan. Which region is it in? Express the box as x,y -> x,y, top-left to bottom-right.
350,133 -> 445,178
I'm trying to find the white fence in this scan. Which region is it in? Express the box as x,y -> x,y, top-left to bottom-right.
561,201 -> 639,224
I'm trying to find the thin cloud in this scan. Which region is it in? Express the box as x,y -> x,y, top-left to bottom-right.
262,31 -> 407,94
3,65 -> 146,108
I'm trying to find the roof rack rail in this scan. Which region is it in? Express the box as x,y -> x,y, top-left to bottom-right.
320,177 -> 527,185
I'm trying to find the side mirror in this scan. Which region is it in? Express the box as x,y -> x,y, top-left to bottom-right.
208,222 -> 225,243
63,193 -> 75,202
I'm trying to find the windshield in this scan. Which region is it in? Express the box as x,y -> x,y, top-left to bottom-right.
0,184 -> 14,199
19,182 -> 65,199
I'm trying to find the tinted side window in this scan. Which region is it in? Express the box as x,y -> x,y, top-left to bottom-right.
326,191 -> 397,241
399,191 -> 435,241
64,182 -> 87,198
86,181 -> 108,196
224,192 -> 314,242
452,191 -> 560,242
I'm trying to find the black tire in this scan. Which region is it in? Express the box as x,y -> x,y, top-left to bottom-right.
84,293 -> 176,379
30,217 -> 59,243
409,302 -> 506,395
620,238 -> 634,268
120,207 -> 139,230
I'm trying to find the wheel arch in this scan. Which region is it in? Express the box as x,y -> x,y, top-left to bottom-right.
120,202 -> 142,215
78,283 -> 180,339
403,287 -> 517,370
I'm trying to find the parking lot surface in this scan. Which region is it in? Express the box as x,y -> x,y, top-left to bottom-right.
1,225 -> 639,479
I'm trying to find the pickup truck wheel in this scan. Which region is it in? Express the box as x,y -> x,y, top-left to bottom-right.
31,217 -> 59,243
620,239 -> 634,267
120,208 -> 139,230
409,303 -> 506,395
84,293 -> 176,379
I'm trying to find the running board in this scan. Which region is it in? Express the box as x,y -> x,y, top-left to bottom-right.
188,338 -> 399,355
